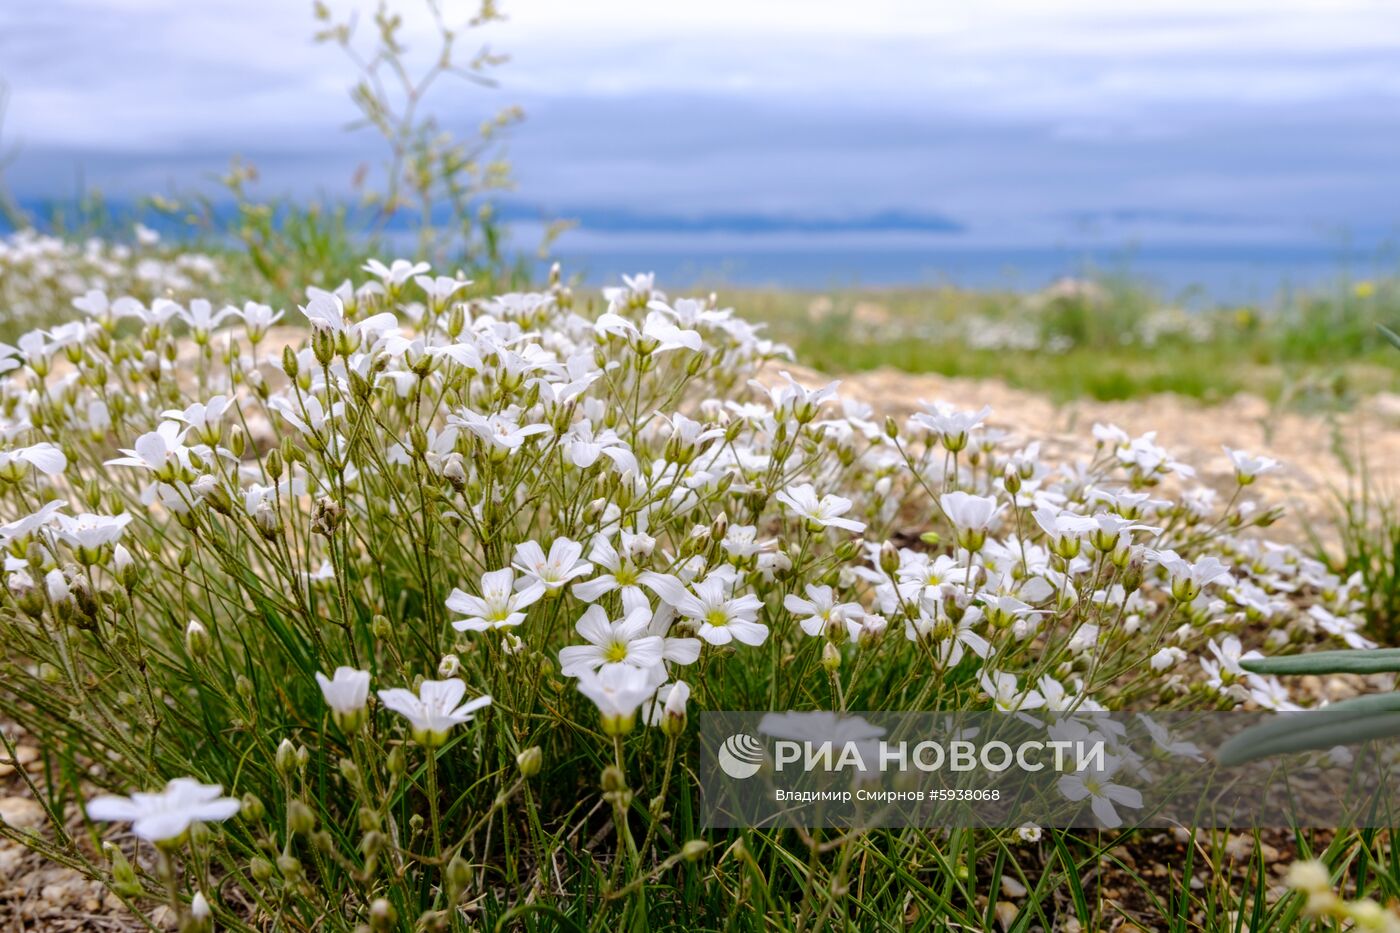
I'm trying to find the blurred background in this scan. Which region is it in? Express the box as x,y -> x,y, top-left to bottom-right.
5,0 -> 1400,297
3,0 -> 1400,405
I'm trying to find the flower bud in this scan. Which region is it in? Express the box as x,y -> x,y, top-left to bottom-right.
253,502 -> 281,539
516,746 -> 542,779
240,793 -> 265,823
601,764 -> 626,794
437,654 -> 461,678
276,854 -> 302,880
249,856 -> 274,882
287,800 -> 315,836
681,839 -> 710,862
275,738 -> 298,776
265,448 -> 284,481
821,641 -> 842,672
185,619 -> 210,659
369,898 -> 397,932
104,843 -> 141,896
281,345 -> 299,379
878,540 -> 900,575
445,854 -> 473,900
188,892 -> 211,930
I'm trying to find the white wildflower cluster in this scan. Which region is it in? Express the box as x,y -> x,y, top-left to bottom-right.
0,227 -> 222,336
0,255 -> 1367,926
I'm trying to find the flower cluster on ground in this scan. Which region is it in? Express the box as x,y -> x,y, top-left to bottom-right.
0,236 -> 1374,928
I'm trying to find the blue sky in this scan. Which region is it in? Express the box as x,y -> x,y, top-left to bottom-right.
4,0 -> 1400,277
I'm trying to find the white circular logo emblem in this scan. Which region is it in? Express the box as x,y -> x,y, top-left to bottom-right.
717,732 -> 764,779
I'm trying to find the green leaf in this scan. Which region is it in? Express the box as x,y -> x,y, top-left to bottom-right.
1241,648 -> 1400,676
1217,692 -> 1400,765
1379,323 -> 1400,350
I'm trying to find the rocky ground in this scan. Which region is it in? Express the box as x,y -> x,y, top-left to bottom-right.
781,363 -> 1400,548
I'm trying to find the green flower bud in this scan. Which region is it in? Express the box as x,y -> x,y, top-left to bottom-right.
286,800 -> 315,836
240,793 -> 265,823
601,764 -> 626,794
515,746 -> 542,779
275,739 -> 298,776
445,854 -> 473,900
368,898 -> 397,932
249,856 -> 274,883
104,843 -> 141,897
681,839 -> 710,862
184,619 -> 210,659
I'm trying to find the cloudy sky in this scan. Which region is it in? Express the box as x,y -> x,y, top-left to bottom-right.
3,0 -> 1400,264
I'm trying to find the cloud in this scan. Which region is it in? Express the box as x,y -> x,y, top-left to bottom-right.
2,0 -> 1399,246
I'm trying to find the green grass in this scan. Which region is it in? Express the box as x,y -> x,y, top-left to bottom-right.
731,283 -> 1400,405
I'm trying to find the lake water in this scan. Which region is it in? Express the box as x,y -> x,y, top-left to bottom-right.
537,241 -> 1400,305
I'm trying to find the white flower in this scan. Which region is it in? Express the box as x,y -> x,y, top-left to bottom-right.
175,299 -> 238,335
0,501 -> 64,547
315,667 -> 371,729
1150,551 -> 1232,602
512,538 -> 593,593
721,524 -> 771,559
626,590 -> 702,669
300,293 -> 397,342
562,421 -> 638,475
240,301 -> 284,339
377,678 -> 491,746
1201,635 -> 1262,690
1223,446 -> 1279,483
447,568 -> 546,631
905,602 -> 990,667
0,442 -> 67,480
105,422 -> 190,476
750,371 -> 840,422
558,604 -> 665,677
1086,512 -> 1159,553
980,671 -> 1044,711
1136,714 -> 1203,760
644,680 -> 691,731
577,665 -> 656,734
571,535 -> 676,603
415,274 -> 470,304
162,396 -> 232,439
784,584 -> 862,640
1057,759 -> 1142,829
776,483 -> 865,533
450,409 -> 551,456
45,568 -> 71,604
668,575 -> 768,646
86,778 -> 240,843
364,257 -> 431,286
940,491 -> 1003,551
594,309 -> 702,354
1033,507 -> 1098,559
53,513 -> 132,559
912,403 -> 991,450
1149,647 -> 1186,672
